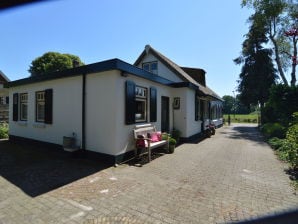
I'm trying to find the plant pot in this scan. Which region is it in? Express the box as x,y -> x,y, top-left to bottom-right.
168,145 -> 175,153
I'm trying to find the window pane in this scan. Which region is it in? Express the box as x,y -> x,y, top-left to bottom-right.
21,103 -> 28,120
143,64 -> 150,71
135,99 -> 146,121
151,62 -> 158,74
36,91 -> 45,122
37,102 -> 45,121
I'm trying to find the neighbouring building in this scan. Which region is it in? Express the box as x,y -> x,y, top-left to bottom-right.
5,45 -> 223,163
0,71 -> 10,122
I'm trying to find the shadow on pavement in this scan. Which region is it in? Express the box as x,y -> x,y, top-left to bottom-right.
231,209 -> 298,224
0,140 -> 111,197
225,125 -> 267,145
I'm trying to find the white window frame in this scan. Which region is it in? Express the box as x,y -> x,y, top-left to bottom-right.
36,91 -> 45,122
135,86 -> 147,123
20,93 -> 28,121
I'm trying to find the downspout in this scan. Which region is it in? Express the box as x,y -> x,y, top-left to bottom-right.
82,73 -> 86,150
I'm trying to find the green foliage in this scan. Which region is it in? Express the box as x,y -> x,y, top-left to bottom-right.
29,52 -> 84,76
234,11 -> 277,113
161,133 -> 169,140
261,122 -> 286,139
169,138 -> 177,146
268,137 -> 285,150
241,0 -> 297,86
222,95 -> 234,114
267,113 -> 298,169
279,124 -> 298,168
0,123 -> 8,139
223,114 -> 258,123
263,84 -> 298,125
222,95 -> 250,114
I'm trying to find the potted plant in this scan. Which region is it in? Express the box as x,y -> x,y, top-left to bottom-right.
161,132 -> 169,140
168,138 -> 176,153
171,129 -> 181,143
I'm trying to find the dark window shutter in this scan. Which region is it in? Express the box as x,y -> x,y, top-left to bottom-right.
13,93 -> 18,121
200,99 -> 204,120
150,87 -> 157,122
125,80 -> 135,125
44,89 -> 53,124
6,96 -> 9,104
195,93 -> 199,121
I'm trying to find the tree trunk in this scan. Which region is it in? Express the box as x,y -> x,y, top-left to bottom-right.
290,36 -> 297,87
270,36 -> 289,86
260,101 -> 265,125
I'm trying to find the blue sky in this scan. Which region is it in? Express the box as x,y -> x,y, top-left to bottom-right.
0,0 -> 252,97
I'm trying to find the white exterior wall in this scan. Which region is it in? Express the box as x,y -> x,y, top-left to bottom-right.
85,70 -> 175,156
185,89 -> 203,137
113,75 -> 174,156
85,70 -> 120,155
172,88 -> 202,138
9,76 -> 83,145
136,54 -> 183,82
8,69 -> 207,157
172,88 -> 187,137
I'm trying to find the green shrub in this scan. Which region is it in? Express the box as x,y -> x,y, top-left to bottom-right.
261,122 -> 286,139
279,124 -> 298,168
169,138 -> 177,146
268,137 -> 285,150
161,133 -> 169,140
0,123 -> 9,139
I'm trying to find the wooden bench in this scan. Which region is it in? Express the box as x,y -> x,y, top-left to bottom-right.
133,124 -> 169,162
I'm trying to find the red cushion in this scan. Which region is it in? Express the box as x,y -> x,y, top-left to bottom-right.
136,139 -> 145,148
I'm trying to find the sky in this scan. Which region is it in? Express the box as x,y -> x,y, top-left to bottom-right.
0,0 -> 253,97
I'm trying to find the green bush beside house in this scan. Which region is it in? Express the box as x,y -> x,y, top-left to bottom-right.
0,123 -> 9,139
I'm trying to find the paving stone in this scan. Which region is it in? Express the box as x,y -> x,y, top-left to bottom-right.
0,124 -> 297,223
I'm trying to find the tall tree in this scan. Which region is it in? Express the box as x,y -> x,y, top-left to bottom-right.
242,0 -> 298,86
222,95 -> 235,114
29,52 -> 84,77
234,14 -> 277,123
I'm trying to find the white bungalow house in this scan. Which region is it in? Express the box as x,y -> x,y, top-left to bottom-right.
0,71 -> 10,122
5,45 -> 223,163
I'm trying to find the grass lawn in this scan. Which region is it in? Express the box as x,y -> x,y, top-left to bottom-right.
223,113 -> 259,123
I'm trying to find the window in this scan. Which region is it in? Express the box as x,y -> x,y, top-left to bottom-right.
20,93 -> 28,121
35,89 -> 53,124
195,95 -> 199,121
0,96 -> 5,105
36,91 -> 45,122
135,86 -> 147,122
142,61 -> 158,74
125,81 -> 156,125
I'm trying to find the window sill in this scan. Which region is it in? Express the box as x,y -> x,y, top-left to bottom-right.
33,123 -> 46,129
17,121 -> 27,126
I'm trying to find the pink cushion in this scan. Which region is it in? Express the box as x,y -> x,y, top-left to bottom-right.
156,131 -> 162,141
150,132 -> 159,142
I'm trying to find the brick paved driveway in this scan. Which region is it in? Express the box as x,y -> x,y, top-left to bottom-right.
0,124 -> 297,223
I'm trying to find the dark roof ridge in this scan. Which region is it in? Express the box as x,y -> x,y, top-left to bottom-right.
0,70 -> 10,82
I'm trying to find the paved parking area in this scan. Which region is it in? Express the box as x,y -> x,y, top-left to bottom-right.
0,124 -> 297,223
